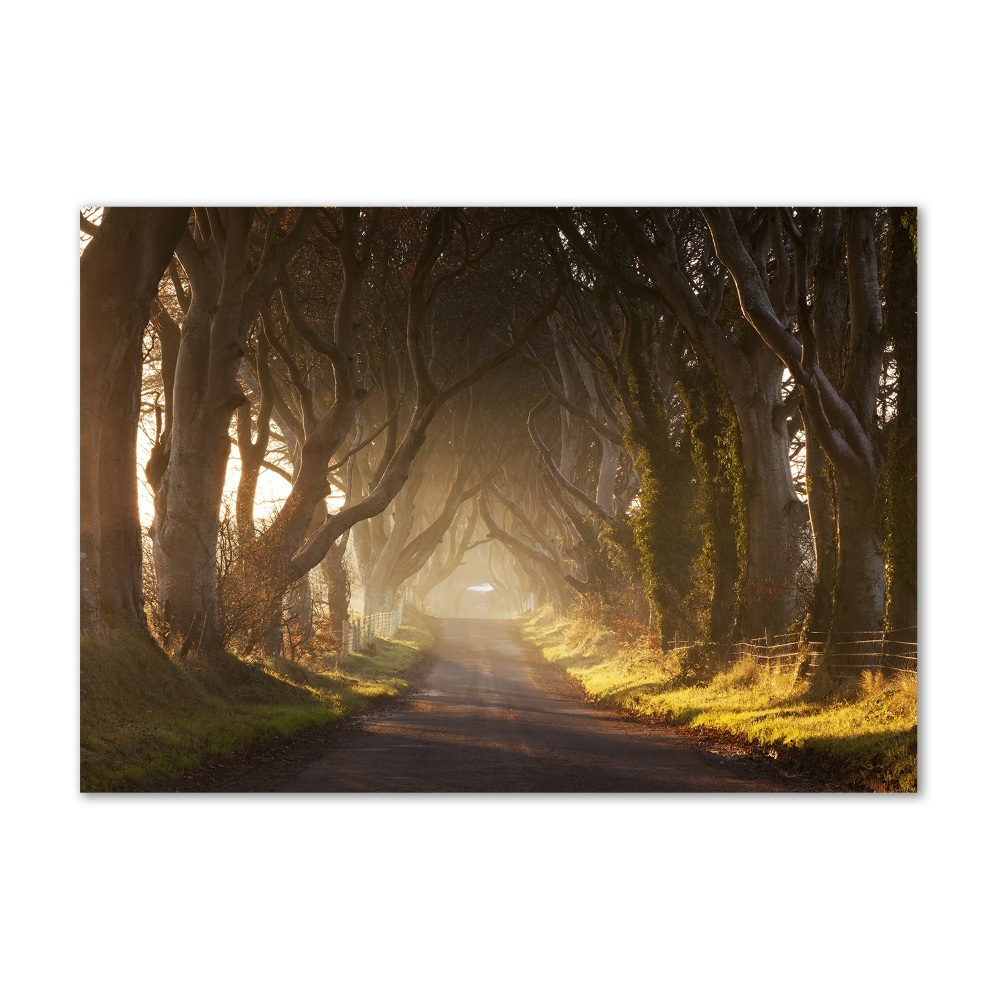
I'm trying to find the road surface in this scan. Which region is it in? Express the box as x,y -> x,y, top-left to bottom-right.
206,618 -> 821,792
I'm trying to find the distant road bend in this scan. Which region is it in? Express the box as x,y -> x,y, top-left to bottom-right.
215,618 -> 819,792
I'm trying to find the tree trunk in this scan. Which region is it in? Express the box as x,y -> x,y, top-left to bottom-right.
152,411 -> 232,651
363,584 -> 398,615
98,326 -> 146,623
287,573 -> 313,643
884,210 -> 918,632
322,538 -> 351,645
834,474 -> 886,634
595,437 -> 620,513
234,404 -> 263,549
738,400 -> 803,637
152,296 -> 243,653
803,412 -> 837,635
628,437 -> 691,648
360,477 -> 418,614
80,207 -> 190,634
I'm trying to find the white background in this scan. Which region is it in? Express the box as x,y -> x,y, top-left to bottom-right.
2,3 -> 995,997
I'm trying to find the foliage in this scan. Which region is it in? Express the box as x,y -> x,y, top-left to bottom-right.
619,309 -> 698,647
216,500 -> 296,657
673,341 -> 747,641
564,514 -> 650,644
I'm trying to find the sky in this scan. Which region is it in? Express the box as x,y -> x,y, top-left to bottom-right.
135,428 -> 294,530
4,4 -> 999,997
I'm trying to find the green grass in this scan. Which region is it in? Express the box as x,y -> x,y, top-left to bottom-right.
520,609 -> 917,792
80,610 -> 435,792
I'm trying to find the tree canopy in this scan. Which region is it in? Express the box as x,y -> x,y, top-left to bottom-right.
80,206 -> 917,658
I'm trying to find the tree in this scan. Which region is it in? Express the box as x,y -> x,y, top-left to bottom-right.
146,208 -> 317,653
607,208 -> 807,638
881,209 -> 918,632
84,205 -> 913,660
353,394 -> 498,613
143,208 -> 560,657
701,207 -> 899,634
80,207 -> 190,633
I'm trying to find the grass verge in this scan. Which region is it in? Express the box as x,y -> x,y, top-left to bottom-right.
80,610 -> 435,792
519,609 -> 917,792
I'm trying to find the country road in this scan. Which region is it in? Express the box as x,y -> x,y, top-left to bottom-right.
201,618 -> 822,792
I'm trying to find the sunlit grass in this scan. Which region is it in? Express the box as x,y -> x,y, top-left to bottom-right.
80,611 -> 435,792
521,609 -> 917,792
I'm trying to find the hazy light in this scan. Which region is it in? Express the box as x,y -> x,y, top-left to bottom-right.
467,584 -> 494,592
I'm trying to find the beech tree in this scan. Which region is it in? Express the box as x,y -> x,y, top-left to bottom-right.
146,209 -> 316,653
142,207 -> 560,657
881,210 -> 917,632
80,207 -> 189,633
352,393 -> 500,613
602,209 -> 807,638
701,207 -> 901,634
82,205 -> 914,660
410,504 -> 489,607
264,211 -> 561,610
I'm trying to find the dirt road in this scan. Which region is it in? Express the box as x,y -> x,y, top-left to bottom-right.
204,618 -> 821,792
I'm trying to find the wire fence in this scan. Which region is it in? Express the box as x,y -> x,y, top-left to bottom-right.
338,589 -> 917,678
660,626 -> 918,677
817,628 -> 918,678
340,590 -> 413,656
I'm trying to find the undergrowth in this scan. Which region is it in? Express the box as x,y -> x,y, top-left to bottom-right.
520,607 -> 917,792
80,610 -> 435,792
